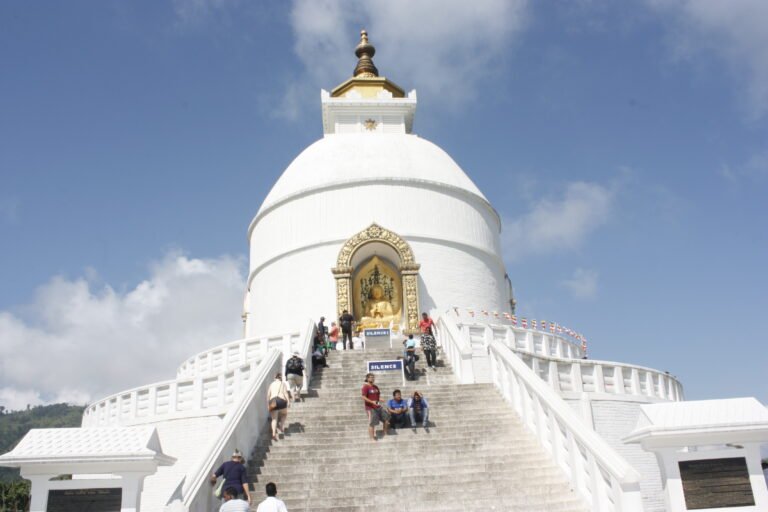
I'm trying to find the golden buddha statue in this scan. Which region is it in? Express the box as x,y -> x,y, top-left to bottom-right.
360,284 -> 397,326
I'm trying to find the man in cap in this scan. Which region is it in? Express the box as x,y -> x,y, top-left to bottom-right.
210,449 -> 251,504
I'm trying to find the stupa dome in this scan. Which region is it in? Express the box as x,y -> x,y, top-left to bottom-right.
258,133 -> 489,217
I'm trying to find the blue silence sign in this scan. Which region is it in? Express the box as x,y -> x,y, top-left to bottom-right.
367,360 -> 403,372
363,329 -> 391,337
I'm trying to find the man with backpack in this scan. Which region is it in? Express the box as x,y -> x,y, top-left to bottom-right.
339,309 -> 355,350
285,352 -> 304,403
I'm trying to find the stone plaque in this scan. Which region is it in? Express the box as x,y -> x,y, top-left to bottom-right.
47,488 -> 122,512
679,457 -> 754,510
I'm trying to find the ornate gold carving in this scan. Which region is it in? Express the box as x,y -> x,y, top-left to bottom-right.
363,118 -> 377,131
403,273 -> 420,333
336,223 -> 415,268
332,223 -> 421,331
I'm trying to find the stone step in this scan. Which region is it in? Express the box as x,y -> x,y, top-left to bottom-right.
244,345 -> 587,511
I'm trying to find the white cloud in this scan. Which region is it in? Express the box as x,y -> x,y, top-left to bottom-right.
0,252 -> 246,411
648,0 -> 768,118
562,268 -> 599,300
278,0 -> 529,119
502,181 -> 615,261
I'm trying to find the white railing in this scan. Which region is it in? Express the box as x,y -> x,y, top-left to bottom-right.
83,327 -> 310,428
489,342 -> 644,512
177,332 -> 301,378
166,350 -> 281,512
173,320 -> 317,512
435,314 -> 474,383
82,360 -> 260,427
513,349 -> 684,402
461,321 -> 584,359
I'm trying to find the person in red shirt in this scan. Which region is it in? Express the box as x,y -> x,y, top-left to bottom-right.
419,312 -> 436,336
419,312 -> 439,370
361,373 -> 390,441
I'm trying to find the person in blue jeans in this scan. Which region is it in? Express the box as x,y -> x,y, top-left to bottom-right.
408,390 -> 429,428
386,389 -> 409,429
403,335 -> 417,380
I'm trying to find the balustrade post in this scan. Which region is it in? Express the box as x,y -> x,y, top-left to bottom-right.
644,372 -> 654,398
217,374 -> 226,408
525,330 -> 533,352
614,366 -> 626,395
630,368 -> 641,396
548,361 -> 560,392
505,326 -> 514,349
593,365 -> 605,393
146,386 -> 157,416
168,382 -> 178,414
571,363 -> 584,393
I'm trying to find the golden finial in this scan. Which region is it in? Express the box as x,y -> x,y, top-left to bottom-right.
353,29 -> 378,78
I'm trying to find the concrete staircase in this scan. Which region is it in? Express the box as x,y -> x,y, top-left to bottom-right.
247,347 -> 587,511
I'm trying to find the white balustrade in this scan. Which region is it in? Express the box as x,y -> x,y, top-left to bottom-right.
489,342 -> 644,512
450,321 -> 683,402
82,360 -> 259,427
83,324 -> 312,428
171,320 -> 318,512
435,315 -> 475,383
510,348 -> 684,402
176,331 -> 302,379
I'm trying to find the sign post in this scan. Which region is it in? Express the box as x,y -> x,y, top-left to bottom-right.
367,359 -> 405,386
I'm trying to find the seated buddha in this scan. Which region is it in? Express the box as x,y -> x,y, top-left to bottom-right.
360,284 -> 397,326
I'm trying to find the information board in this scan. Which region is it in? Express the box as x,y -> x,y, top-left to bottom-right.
367,360 -> 403,372
47,488 -> 122,512
679,457 -> 754,510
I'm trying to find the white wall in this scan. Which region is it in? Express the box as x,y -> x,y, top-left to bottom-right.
247,181 -> 509,335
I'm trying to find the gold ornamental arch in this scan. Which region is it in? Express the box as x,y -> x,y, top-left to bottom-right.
332,223 -> 421,333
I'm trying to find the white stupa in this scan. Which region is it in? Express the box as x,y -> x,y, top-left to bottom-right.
245,30 -> 514,336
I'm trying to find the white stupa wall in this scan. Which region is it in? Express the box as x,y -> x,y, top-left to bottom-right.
247,164 -> 509,336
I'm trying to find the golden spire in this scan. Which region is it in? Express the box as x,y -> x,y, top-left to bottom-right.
353,29 -> 378,78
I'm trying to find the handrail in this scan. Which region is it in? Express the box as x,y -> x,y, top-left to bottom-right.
177,331 -> 301,378
173,350 -> 281,512
82,361 -> 259,427
435,315 -> 474,383
489,341 -> 643,512
83,327 -> 309,428
459,320 -> 584,359
176,319 -> 317,512
510,347 -> 684,402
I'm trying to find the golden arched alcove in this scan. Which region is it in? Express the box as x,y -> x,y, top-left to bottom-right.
331,223 -> 421,333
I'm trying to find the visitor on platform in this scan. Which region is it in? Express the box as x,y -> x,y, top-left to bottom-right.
312,345 -> 328,368
219,486 -> 250,512
362,373 -> 390,441
419,312 -> 437,337
256,482 -> 288,512
328,321 -> 339,350
285,352 -> 304,403
403,334 -> 418,380
408,390 -> 430,428
387,389 -> 409,429
420,331 -> 437,371
210,450 -> 251,504
339,309 -> 355,349
267,373 -> 290,441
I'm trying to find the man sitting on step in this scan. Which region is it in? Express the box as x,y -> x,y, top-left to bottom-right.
408,390 -> 430,428
362,373 -> 390,441
386,389 -> 409,429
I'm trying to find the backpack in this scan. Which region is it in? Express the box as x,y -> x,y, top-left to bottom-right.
286,357 -> 302,372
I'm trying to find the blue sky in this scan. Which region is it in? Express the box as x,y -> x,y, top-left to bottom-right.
0,0 -> 766,409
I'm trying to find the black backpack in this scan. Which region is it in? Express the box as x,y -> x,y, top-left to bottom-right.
286,357 -> 302,372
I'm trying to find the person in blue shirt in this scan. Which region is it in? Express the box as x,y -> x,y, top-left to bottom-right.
386,389 -> 409,429
408,390 -> 430,428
